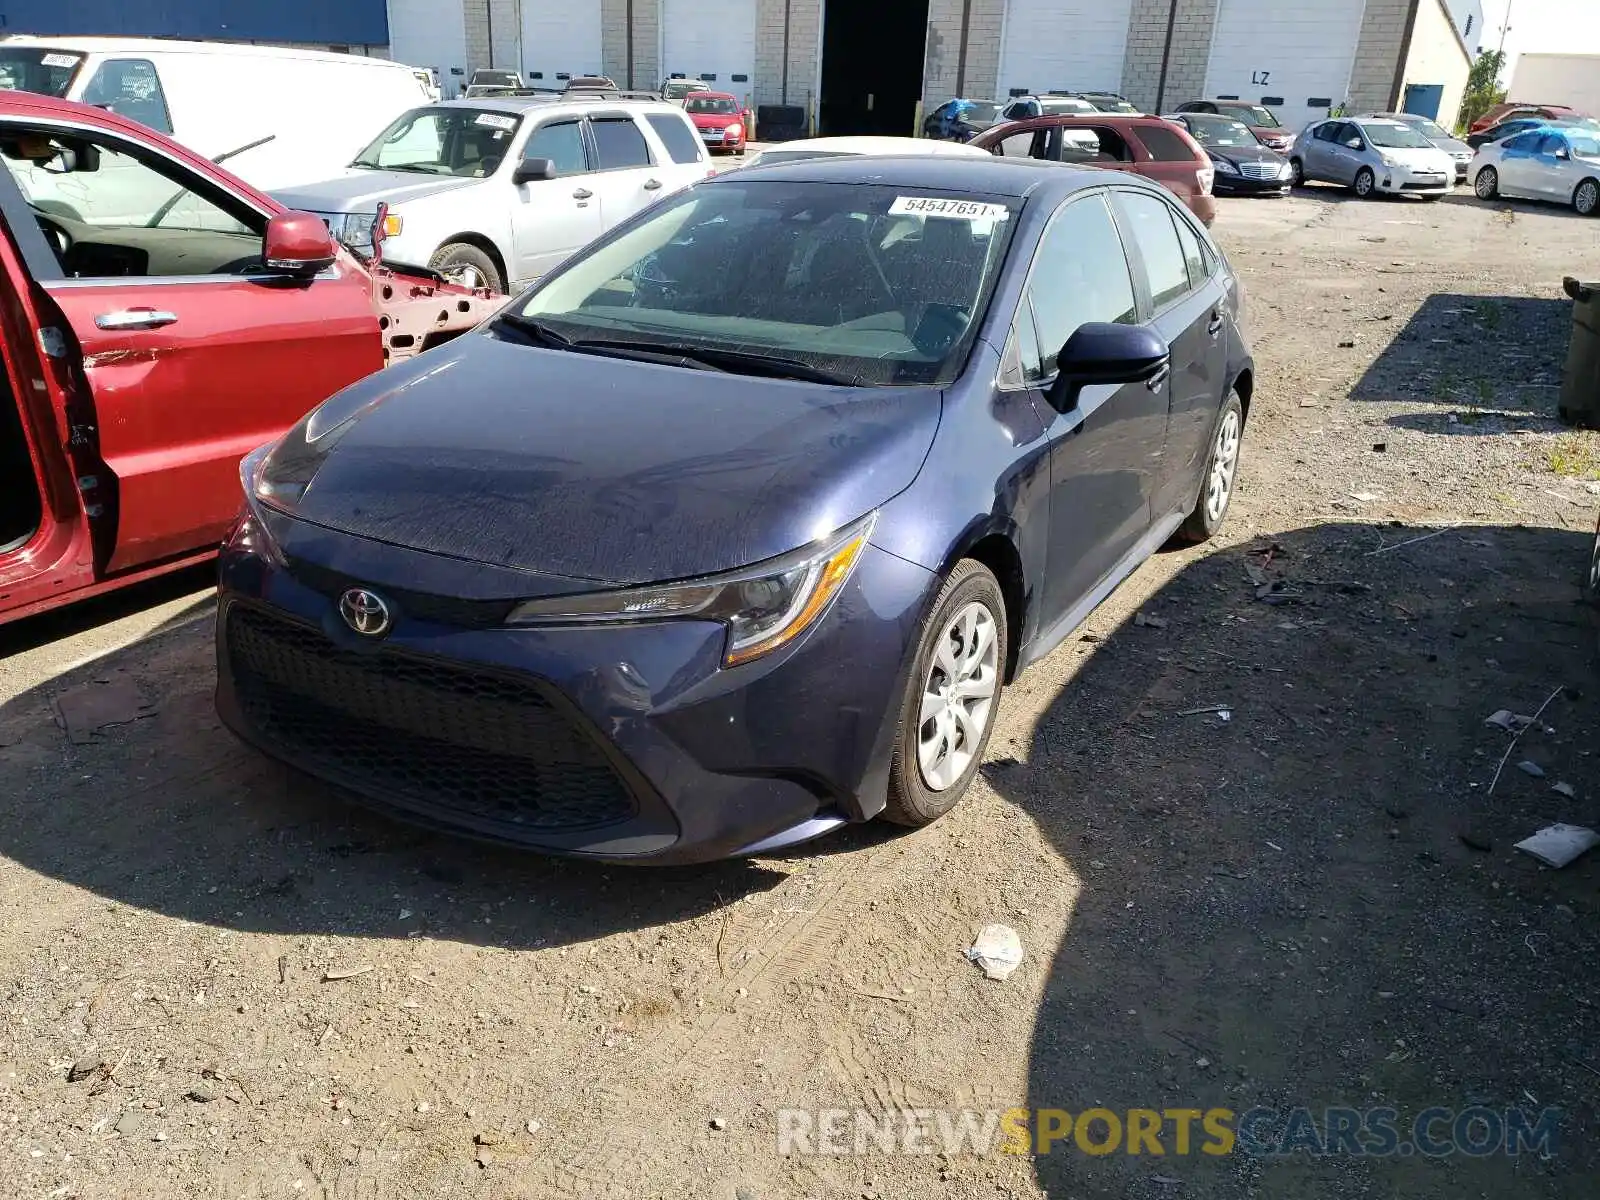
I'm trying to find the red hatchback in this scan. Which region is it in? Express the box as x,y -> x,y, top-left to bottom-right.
683,92 -> 749,155
0,93 -> 496,626
973,114 -> 1217,225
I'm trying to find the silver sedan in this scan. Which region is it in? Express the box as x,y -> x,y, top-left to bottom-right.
1470,125 -> 1600,215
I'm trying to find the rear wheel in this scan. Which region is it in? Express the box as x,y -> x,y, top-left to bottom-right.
884,561 -> 1008,827
1353,167 -> 1376,198
1475,165 -> 1499,200
1575,178 -> 1600,216
1177,390 -> 1244,544
428,242 -> 504,294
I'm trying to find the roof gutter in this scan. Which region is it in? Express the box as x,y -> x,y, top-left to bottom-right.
1387,0 -> 1425,111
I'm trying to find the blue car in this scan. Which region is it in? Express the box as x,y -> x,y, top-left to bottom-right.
216,157 -> 1254,865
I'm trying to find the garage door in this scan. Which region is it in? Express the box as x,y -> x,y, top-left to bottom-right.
661,0 -> 757,100
1204,0 -> 1366,133
522,0 -> 604,86
997,0 -> 1134,97
386,0 -> 467,96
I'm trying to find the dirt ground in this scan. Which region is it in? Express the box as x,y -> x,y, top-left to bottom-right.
3,184 -> 1600,1200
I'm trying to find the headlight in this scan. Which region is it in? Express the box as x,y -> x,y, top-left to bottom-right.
508,513 -> 876,667
1278,161 -> 1294,179
1214,158 -> 1240,175
1379,154 -> 1398,168
326,210 -> 390,253
725,123 -> 743,137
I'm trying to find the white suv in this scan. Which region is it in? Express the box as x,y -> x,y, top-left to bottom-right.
273,97 -> 710,294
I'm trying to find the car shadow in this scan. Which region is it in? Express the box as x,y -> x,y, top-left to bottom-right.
0,563 -> 215,660
1437,191 -> 1589,220
0,611 -> 787,954
986,520 -> 1600,1194
1350,293 -> 1570,410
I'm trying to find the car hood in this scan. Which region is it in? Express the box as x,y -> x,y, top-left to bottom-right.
285,335 -> 944,584
271,169 -> 481,213
1209,143 -> 1283,166
688,111 -> 741,129
1250,125 -> 1291,142
1429,135 -> 1473,155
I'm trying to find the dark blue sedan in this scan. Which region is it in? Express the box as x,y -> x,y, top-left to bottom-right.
216,156 -> 1254,864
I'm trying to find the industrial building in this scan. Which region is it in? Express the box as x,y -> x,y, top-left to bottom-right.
1,0 -> 1475,134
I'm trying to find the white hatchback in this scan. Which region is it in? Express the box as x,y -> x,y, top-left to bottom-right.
274,98 -> 711,294
1471,125 -> 1600,216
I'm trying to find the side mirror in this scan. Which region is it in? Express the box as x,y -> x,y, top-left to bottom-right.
1049,323 -> 1170,406
513,156 -> 557,184
1346,138 -> 1365,151
263,210 -> 336,277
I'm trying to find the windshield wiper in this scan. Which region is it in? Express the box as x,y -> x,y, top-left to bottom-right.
495,316 -> 862,385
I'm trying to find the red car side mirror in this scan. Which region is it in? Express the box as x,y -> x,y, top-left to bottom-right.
264,211 -> 337,277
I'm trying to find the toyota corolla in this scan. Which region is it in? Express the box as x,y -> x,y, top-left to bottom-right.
216,156 -> 1254,864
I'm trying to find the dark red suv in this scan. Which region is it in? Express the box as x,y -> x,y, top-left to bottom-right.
972,114 -> 1217,226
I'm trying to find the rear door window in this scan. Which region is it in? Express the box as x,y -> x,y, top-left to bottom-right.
645,113 -> 705,165
523,119 -> 589,176
1116,191 -> 1193,311
80,59 -> 172,135
1503,131 -> 1542,153
1539,134 -> 1567,155
1136,124 -> 1197,162
590,117 -> 654,170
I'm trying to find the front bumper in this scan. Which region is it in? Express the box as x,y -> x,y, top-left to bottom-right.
1375,164 -> 1452,194
214,508 -> 936,865
698,129 -> 745,149
1213,173 -> 1292,196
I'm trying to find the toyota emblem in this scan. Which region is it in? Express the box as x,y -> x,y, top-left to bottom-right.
338,588 -> 392,637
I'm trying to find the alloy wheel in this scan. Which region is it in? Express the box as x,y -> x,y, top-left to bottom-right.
1289,158 -> 1304,186
1476,167 -> 1498,199
1354,168 -> 1375,198
916,601 -> 1000,792
1205,409 -> 1242,524
445,264 -> 486,289
1577,180 -> 1599,216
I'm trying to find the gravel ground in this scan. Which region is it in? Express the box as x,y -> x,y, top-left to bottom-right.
1,183 -> 1599,1199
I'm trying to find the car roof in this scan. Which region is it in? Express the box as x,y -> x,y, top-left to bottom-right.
684,91 -> 738,100
430,96 -> 678,116
758,135 -> 990,157
723,153 -> 1144,199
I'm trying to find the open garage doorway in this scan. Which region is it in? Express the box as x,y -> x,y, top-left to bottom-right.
819,0 -> 930,136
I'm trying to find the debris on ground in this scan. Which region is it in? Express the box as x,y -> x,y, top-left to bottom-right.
67,1057 -> 101,1083
1179,705 -> 1233,721
1552,781 -> 1577,798
1517,760 -> 1547,779
1486,710 -> 1535,733
50,680 -> 156,744
710,1117 -> 728,1131
322,965 -> 374,982
965,924 -> 1025,981
1514,824 -> 1600,869
1134,612 -> 1169,629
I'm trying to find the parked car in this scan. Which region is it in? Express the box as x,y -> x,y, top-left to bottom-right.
923,98 -> 1005,142
1074,91 -> 1142,114
661,78 -> 713,105
1469,102 -> 1587,135
1288,117 -> 1453,200
973,114 -> 1217,225
273,97 -> 710,294
465,69 -> 523,98
1466,115 -> 1597,149
1165,113 -> 1291,195
683,91 -> 749,155
0,36 -> 432,191
0,92 -> 496,627
1366,111 -> 1473,181
999,94 -> 1098,122
564,76 -> 618,93
745,136 -> 990,167
1174,100 -> 1293,154
216,155 -> 1253,865
1471,125 -> 1600,215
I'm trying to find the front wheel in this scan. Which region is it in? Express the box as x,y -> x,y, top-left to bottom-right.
884,561 -> 1008,827
1475,166 -> 1499,200
1353,167 -> 1376,198
1587,510 -> 1600,604
1289,157 -> 1305,187
1177,390 -> 1245,544
1575,178 -> 1600,216
428,241 -> 505,294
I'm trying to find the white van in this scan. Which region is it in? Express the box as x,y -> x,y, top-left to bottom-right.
0,37 -> 432,190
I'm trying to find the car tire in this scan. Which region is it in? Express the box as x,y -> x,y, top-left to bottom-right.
1575,179 -> 1600,216
1353,167 -> 1376,198
1289,157 -> 1305,187
1587,510 -> 1600,604
1177,389 -> 1245,545
883,560 -> 1008,828
428,242 -> 504,294
1475,166 -> 1499,200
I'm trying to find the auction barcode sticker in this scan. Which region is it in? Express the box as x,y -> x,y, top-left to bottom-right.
474,113 -> 518,131
889,196 -> 1010,220
40,53 -> 81,69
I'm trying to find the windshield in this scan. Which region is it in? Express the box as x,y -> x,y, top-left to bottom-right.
1359,121 -> 1434,149
686,96 -> 738,115
1570,134 -> 1600,157
960,101 -> 1002,123
1219,104 -> 1279,128
665,81 -> 709,99
1407,117 -> 1451,139
1039,98 -> 1095,115
1184,116 -> 1257,148
506,181 -> 1019,387
0,48 -> 84,97
352,107 -> 521,176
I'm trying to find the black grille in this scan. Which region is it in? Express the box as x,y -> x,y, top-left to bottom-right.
286,558 -> 516,630
225,605 -> 638,834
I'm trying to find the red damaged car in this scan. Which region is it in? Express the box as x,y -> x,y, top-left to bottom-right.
683,91 -> 749,155
0,93 -> 498,626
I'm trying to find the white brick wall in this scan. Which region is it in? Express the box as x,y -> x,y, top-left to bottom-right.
754,0 -> 821,110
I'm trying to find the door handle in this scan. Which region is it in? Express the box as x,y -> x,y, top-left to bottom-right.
572,187 -> 593,201
643,178 -> 663,191
1207,311 -> 1224,338
95,308 -> 177,331
1146,363 -> 1172,393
